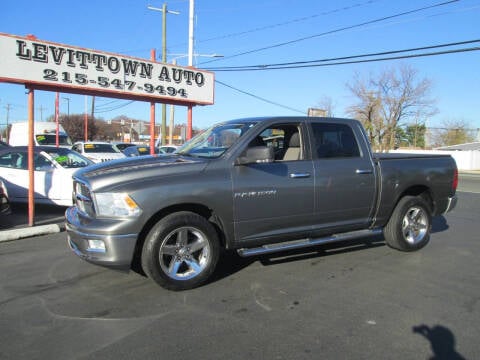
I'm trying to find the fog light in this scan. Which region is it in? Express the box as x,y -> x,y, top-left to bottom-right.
87,239 -> 106,252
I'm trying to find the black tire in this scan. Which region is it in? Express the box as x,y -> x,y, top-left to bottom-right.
383,195 -> 432,252
141,211 -> 220,291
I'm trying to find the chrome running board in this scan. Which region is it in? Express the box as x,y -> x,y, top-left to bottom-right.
237,228 -> 383,257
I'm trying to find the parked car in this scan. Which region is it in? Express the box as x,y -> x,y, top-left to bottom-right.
0,178 -> 11,215
66,116 -> 458,290
8,122 -> 73,147
0,146 -> 93,206
111,142 -> 137,152
158,145 -> 179,154
123,145 -> 160,157
71,141 -> 126,163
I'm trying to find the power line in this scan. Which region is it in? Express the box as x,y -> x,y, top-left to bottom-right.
197,0 -> 380,44
212,37 -> 478,115
215,80 -> 305,114
152,1 -> 381,53
95,98 -> 124,108
95,100 -> 136,113
199,0 -> 460,65
204,39 -> 480,71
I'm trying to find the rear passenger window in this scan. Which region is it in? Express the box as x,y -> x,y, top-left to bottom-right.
0,152 -> 27,169
311,123 -> 360,158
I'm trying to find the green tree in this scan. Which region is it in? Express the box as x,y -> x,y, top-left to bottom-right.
395,126 -> 408,148
405,123 -> 427,148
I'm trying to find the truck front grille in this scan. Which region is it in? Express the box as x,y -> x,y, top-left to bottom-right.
74,180 -> 95,217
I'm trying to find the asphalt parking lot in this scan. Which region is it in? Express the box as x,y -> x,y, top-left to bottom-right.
0,190 -> 479,360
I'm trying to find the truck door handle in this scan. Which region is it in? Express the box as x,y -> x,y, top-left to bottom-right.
356,169 -> 373,174
289,172 -> 311,178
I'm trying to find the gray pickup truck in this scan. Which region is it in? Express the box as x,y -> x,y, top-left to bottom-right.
66,116 -> 458,290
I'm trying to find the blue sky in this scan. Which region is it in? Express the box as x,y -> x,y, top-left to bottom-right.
1,0 -> 479,132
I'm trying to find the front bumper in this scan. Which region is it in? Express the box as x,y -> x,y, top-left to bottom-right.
65,206 -> 139,269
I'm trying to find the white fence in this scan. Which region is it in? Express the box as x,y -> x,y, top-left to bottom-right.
389,149 -> 480,171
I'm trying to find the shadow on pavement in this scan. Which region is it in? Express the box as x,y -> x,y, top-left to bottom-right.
208,235 -> 386,285
413,324 -> 466,360
0,203 -> 67,230
258,235 -> 386,266
431,215 -> 449,234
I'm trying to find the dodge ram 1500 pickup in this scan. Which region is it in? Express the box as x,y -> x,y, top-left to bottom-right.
66,117 -> 458,290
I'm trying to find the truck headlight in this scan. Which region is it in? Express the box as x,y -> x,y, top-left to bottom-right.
95,193 -> 142,217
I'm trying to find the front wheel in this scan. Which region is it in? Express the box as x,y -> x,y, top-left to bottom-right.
384,196 -> 432,252
141,211 -> 220,290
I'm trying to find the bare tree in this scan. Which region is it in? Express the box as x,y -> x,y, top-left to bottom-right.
347,76 -> 383,149
430,118 -> 475,147
316,95 -> 336,117
59,114 -> 97,142
347,64 -> 436,151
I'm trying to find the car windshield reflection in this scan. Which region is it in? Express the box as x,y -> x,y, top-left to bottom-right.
44,148 -> 93,168
176,122 -> 256,159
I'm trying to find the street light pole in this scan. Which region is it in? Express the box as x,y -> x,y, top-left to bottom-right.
62,97 -> 70,116
161,3 -> 167,146
188,0 -> 194,67
147,4 -> 179,146
187,0 -> 195,140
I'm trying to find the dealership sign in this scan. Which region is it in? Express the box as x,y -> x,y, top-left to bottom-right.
0,33 -> 214,105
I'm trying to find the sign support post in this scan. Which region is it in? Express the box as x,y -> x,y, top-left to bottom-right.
150,49 -> 156,154
55,92 -> 59,147
27,86 -> 35,226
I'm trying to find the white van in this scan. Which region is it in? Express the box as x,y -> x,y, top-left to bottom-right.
8,122 -> 73,147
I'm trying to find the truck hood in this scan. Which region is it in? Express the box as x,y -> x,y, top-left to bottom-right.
73,154 -> 209,192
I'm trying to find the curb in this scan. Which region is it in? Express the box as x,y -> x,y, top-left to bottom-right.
0,223 -> 65,243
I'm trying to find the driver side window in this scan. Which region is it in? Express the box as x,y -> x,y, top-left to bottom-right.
34,154 -> 54,171
249,124 -> 303,161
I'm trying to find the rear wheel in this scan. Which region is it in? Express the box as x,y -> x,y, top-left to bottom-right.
384,196 -> 432,251
141,211 -> 220,290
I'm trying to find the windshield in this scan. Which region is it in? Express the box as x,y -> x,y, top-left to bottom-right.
176,122 -> 256,158
36,134 -> 72,146
44,148 -> 93,168
84,143 -> 121,153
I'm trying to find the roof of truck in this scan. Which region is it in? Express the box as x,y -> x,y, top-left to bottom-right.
222,116 -> 356,124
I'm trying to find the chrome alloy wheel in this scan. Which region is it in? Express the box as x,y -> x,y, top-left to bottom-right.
159,226 -> 211,281
402,206 -> 429,245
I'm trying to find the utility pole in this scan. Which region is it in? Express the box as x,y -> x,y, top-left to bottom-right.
38,105 -> 45,121
169,102 -> 175,145
169,59 -> 177,145
91,96 -> 95,121
5,103 -> 11,143
147,3 -> 179,146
